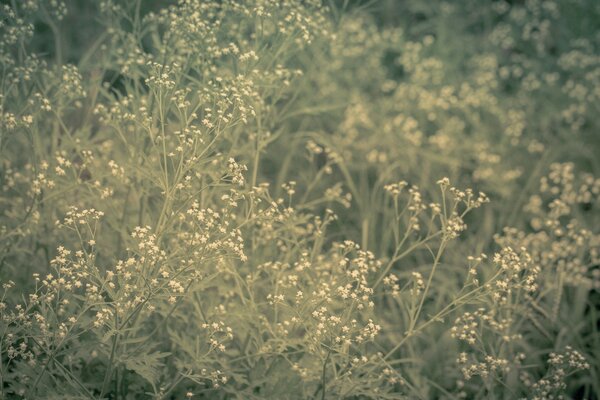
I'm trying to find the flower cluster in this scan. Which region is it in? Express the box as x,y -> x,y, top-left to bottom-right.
0,0 -> 598,398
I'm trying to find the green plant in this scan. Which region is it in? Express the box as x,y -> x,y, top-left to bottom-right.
1,0 -> 598,398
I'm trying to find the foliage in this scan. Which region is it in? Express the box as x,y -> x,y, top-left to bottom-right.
0,0 -> 599,398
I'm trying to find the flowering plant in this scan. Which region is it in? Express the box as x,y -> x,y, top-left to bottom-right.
0,0 -> 598,398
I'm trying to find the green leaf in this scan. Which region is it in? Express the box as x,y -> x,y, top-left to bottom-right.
123,351 -> 170,387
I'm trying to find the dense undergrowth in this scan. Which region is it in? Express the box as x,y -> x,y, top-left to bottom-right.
1,0 -> 599,398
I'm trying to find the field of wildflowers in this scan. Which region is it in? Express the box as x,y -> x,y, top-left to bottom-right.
1,0 -> 599,398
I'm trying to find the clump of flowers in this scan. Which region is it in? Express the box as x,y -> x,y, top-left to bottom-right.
0,0 -> 598,398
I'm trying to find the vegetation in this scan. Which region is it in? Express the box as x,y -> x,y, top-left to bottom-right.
0,0 -> 599,398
